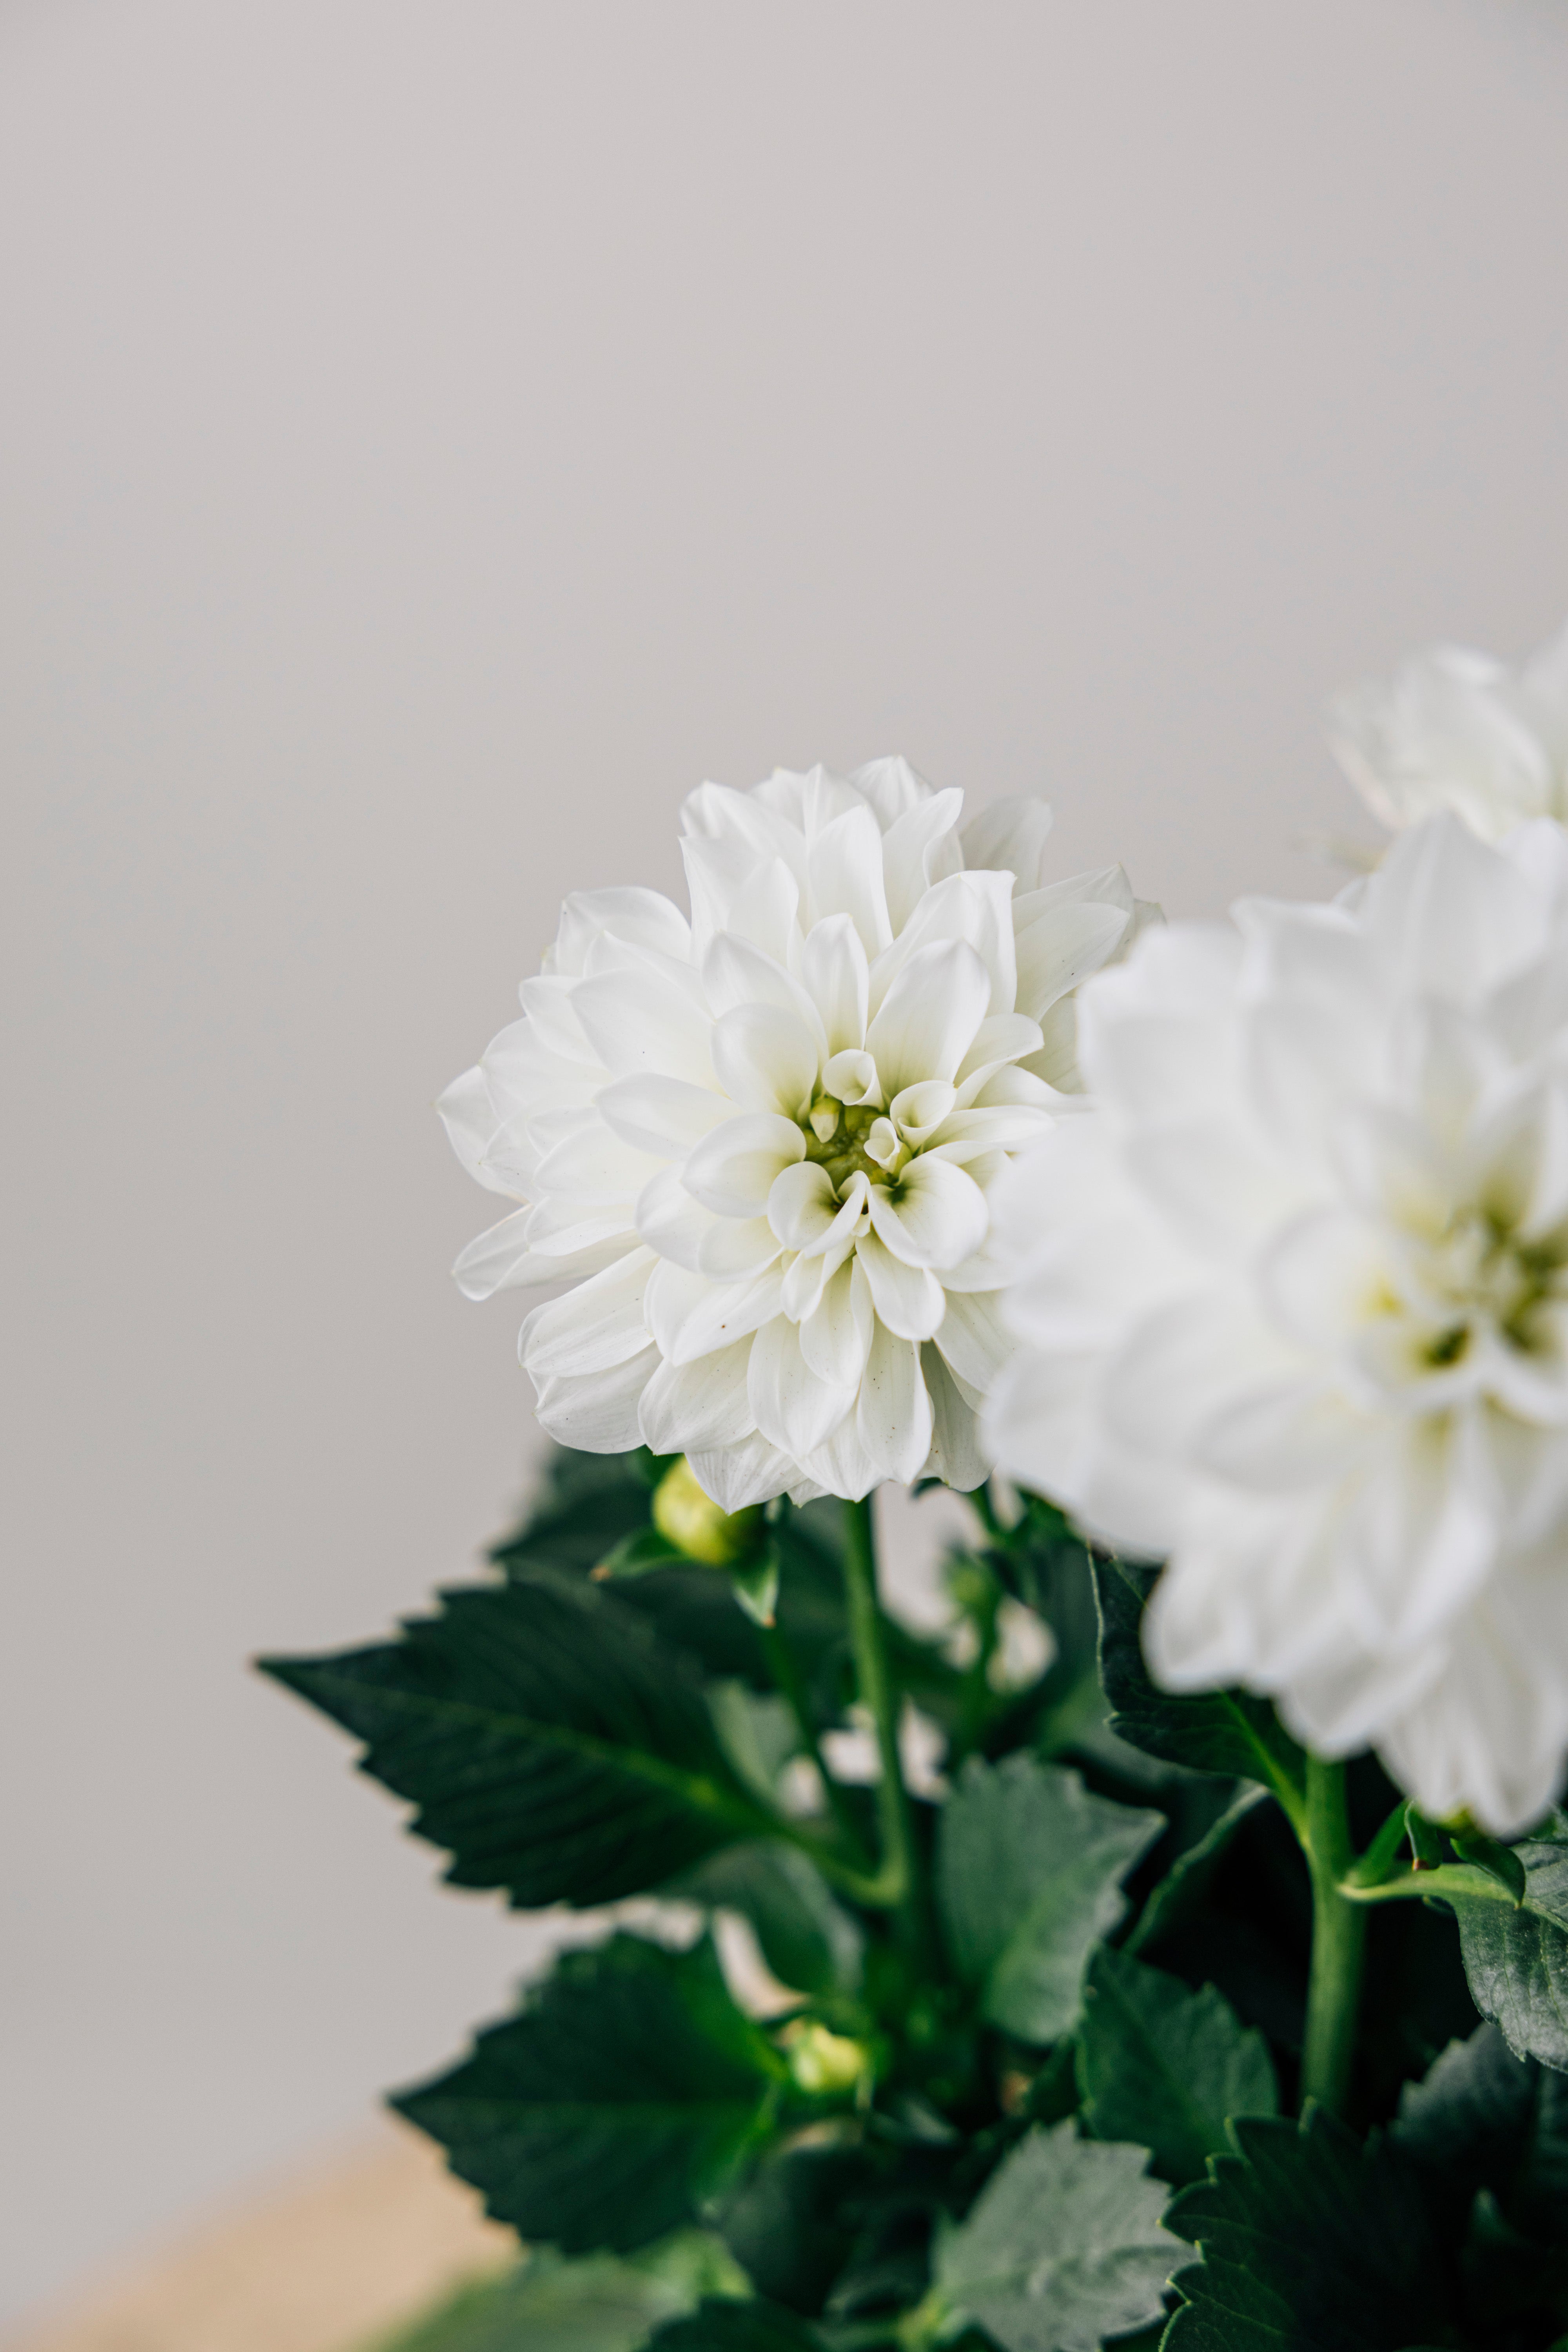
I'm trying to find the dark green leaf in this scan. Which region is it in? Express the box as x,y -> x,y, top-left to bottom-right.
936,1755 -> 1163,2042
1447,1813 -> 1568,2069
394,1934 -> 784,2254
1122,1785 -> 1269,1959
1077,1946 -> 1277,2186
490,1445 -> 659,1579
1394,2022 -> 1568,2249
933,2120 -> 1174,2352
1451,1826 -> 1529,1904
595,1527 -> 687,1581
677,1843 -> 864,1999
374,2233 -> 745,2352
1163,2109 -> 1450,2350
649,2305 -> 827,2343
261,1573 -> 770,1908
1092,1559 -> 1304,1810
719,2146 -> 873,2316
646,2300 -> 824,2350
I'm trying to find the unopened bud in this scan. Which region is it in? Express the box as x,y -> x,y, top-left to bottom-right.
651,1458 -> 761,1567
780,2018 -> 870,2098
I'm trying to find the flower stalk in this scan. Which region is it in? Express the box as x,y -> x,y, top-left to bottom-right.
1299,1755 -> 1367,2120
841,1493 -> 928,1954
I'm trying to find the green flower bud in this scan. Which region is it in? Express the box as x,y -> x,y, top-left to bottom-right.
651,1457 -> 761,1567
780,2018 -> 870,2099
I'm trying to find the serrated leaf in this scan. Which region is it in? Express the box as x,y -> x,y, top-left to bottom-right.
678,1842 -> 865,1999
1451,1826 -> 1530,1903
1123,1784 -> 1268,1958
394,1934 -> 784,2254
490,1445 -> 659,1579
261,1573 -> 772,1907
1447,1813 -> 1568,2069
1163,2109 -> 1450,2350
646,2300 -> 825,2350
372,2233 -> 744,2352
1394,2022 -> 1568,2250
936,1755 -> 1163,2042
933,2120 -> 1174,2352
1092,1558 -> 1304,1809
1077,1946 -> 1277,2185
718,2145 -> 871,2316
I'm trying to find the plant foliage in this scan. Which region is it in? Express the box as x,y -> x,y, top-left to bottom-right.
263,1446 -> 1568,2352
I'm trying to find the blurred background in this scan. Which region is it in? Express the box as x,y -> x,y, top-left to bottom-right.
3,0 -> 1567,2333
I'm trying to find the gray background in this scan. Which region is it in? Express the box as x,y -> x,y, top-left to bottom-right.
3,0 -> 1567,2326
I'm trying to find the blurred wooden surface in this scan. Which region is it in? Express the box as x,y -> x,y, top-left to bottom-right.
5,2123 -> 512,2352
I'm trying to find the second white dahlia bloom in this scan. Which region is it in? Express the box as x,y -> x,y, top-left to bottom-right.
1330,618 -> 1568,845
442,760 -> 1151,1509
987,814 -> 1568,1835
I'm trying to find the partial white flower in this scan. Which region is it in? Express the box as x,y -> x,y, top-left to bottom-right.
442,759 -> 1151,1509
987,813 -> 1568,1835
1330,619 -> 1568,844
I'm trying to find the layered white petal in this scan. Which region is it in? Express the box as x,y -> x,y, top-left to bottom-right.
989,809 -> 1568,1833
445,755 -> 1148,1506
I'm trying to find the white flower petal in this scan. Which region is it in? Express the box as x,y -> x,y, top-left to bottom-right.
849,753 -> 935,828
959,795 -> 1055,894
697,1216 -> 783,1282
767,1161 -> 841,1252
533,1348 -> 658,1452
451,1206 -> 534,1298
643,1255 -> 787,1365
866,938 -> 992,1096
855,1229 -> 946,1341
682,1113 -> 806,1218
856,1321 -> 933,1483
518,975 -> 606,1067
934,1286 -> 1014,1395
800,914 -> 870,1055
553,886 -> 691,973
781,1236 -> 853,1324
634,1163 -> 717,1272
531,1120 -> 666,1204
638,1337 -> 758,1454
596,1074 -> 730,1158
890,1080 -> 957,1145
1013,898 -> 1131,1022
866,1157 -> 988,1271
686,1432 -> 800,1511
806,805 -> 893,954
437,1067 -> 505,1191
520,1248 -> 656,1378
799,1257 -> 875,1387
572,961 -> 715,1088
879,788 -> 965,931
953,1012 -> 1045,1091
873,868 -> 1018,1020
748,1313 -> 857,1457
711,1002 -> 821,1120
920,1344 -> 991,1490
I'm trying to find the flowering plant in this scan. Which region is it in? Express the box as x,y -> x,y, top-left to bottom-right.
270,722 -> 1568,2352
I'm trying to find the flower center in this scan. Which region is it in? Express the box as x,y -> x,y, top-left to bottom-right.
1409,1209 -> 1566,1368
800,1098 -> 910,1189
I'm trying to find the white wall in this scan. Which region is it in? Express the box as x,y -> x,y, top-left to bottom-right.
3,0 -> 1567,2326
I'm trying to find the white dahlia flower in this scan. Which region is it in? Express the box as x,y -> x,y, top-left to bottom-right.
987,813 -> 1568,1836
441,759 -> 1152,1509
1330,619 -> 1568,845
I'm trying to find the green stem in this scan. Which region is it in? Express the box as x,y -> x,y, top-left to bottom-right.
842,1494 -> 923,1944
758,1617 -> 871,1861
1299,1756 -> 1367,2120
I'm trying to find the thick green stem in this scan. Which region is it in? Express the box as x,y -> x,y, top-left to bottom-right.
841,1494 -> 923,1943
1299,1756 -> 1367,2120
